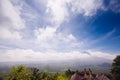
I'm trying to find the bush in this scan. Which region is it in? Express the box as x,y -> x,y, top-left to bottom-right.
8,65 -> 32,80
57,74 -> 69,80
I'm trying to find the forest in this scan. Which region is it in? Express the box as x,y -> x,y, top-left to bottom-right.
0,55 -> 120,80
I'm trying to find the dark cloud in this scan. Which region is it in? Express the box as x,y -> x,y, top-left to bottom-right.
82,51 -> 91,55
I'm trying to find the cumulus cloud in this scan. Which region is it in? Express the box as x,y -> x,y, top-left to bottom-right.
34,27 -> 76,42
34,27 -> 56,42
33,26 -> 80,51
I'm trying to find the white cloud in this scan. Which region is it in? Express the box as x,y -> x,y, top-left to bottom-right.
35,0 -> 104,51
0,0 -> 25,29
0,0 -> 26,41
0,49 -> 116,62
0,0 -> 116,63
34,26 -> 76,42
45,0 -> 103,27
88,50 -> 116,60
0,28 -> 22,40
70,0 -> 103,16
34,27 -> 56,42
46,0 -> 70,27
0,0 -> 104,41
33,26 -> 80,51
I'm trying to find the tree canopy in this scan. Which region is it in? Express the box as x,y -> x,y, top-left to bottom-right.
111,55 -> 120,80
8,65 -> 32,80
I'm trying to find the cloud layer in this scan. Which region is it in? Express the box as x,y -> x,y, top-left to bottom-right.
0,0 -> 119,62
0,49 -> 116,62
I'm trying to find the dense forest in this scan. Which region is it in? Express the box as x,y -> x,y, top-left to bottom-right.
0,55 -> 120,80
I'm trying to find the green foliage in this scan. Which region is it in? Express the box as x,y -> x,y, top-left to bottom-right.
0,76 -> 3,80
0,64 -> 114,80
8,65 -> 32,80
30,67 -> 58,80
111,55 -> 120,80
0,73 -> 8,80
8,65 -> 57,80
65,69 -> 74,77
57,74 -> 69,80
52,72 -> 59,79
30,67 -> 41,80
0,74 -> 4,80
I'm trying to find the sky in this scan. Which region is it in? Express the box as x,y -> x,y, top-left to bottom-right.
0,0 -> 120,62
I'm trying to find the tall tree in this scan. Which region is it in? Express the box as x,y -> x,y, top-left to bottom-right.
111,55 -> 120,80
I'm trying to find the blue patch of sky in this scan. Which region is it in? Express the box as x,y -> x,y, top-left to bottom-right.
87,10 -> 120,53
59,14 -> 93,40
103,0 -> 110,7
59,6 -> 120,53
91,10 -> 120,39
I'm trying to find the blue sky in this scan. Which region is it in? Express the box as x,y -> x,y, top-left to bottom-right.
0,0 -> 120,62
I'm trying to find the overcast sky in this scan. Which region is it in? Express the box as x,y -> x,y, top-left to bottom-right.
0,0 -> 120,62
